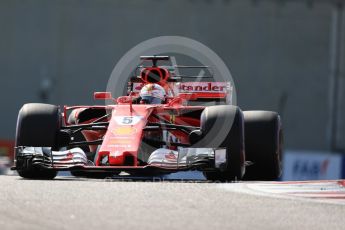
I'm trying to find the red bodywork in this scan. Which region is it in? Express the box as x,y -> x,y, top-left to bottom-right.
62,65 -> 231,169
64,102 -> 204,168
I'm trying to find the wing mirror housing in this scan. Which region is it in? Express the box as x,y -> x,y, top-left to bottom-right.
94,92 -> 113,100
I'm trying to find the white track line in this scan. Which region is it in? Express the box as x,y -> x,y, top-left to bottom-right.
219,180 -> 345,205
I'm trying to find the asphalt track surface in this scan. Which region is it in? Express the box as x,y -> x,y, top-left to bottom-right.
1,174 -> 345,230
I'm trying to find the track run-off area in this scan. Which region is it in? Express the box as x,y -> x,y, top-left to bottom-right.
0,174 -> 344,230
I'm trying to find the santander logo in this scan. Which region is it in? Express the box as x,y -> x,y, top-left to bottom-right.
132,82 -> 231,95
179,82 -> 228,92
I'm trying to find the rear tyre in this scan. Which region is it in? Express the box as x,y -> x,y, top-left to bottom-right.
200,105 -> 245,182
15,103 -> 61,179
242,111 -> 283,181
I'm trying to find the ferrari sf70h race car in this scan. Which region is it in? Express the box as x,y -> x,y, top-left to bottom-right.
12,56 -> 283,181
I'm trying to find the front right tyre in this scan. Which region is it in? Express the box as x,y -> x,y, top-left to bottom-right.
15,103 -> 61,179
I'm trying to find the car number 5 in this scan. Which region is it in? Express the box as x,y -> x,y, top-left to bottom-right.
122,117 -> 133,124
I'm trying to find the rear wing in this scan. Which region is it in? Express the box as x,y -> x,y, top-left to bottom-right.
131,66 -> 213,82
133,56 -> 214,82
129,56 -> 232,103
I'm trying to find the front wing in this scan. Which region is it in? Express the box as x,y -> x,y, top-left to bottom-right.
13,146 -> 227,174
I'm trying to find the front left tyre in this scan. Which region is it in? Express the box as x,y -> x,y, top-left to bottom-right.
242,111 -> 283,180
198,105 -> 245,182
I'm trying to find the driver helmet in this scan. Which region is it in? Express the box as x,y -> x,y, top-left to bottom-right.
139,83 -> 166,104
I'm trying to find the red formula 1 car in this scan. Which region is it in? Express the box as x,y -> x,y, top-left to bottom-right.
13,56 -> 283,181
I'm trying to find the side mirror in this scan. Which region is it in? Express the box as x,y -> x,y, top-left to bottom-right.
94,92 -> 112,100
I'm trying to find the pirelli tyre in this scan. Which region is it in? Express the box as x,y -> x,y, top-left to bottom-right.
200,105 -> 245,181
15,103 -> 61,179
242,111 -> 283,181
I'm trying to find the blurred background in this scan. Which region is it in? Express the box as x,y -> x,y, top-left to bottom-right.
0,0 -> 344,180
